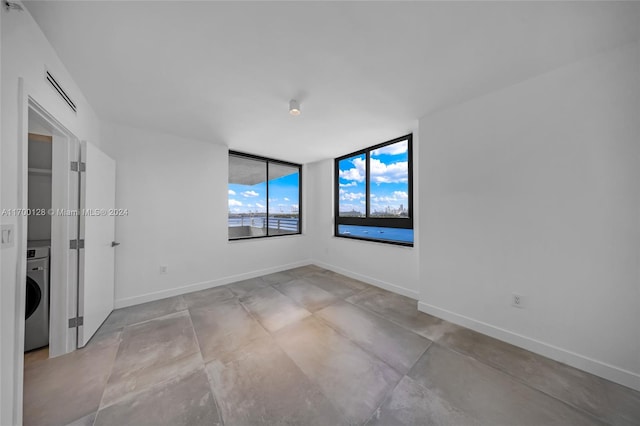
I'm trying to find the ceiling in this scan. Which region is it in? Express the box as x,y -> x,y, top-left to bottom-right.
23,1 -> 640,164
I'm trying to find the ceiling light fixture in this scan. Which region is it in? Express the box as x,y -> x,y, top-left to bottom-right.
289,99 -> 301,116
4,1 -> 24,12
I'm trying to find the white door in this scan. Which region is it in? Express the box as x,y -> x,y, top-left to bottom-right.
77,141 -> 116,347
50,136 -> 80,355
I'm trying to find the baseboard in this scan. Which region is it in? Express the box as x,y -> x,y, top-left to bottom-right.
114,259 -> 312,308
312,260 -> 419,300
418,301 -> 640,392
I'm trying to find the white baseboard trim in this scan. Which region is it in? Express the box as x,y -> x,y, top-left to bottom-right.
312,260 -> 419,300
114,259 -> 312,309
418,301 -> 640,392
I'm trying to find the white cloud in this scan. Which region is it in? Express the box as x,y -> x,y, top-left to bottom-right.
228,189 -> 236,195
370,191 -> 408,204
340,192 -> 365,201
340,156 -> 407,185
228,199 -> 243,207
370,159 -> 408,184
284,197 -> 290,201
371,141 -> 407,157
242,190 -> 259,197
255,203 -> 265,209
338,157 -> 366,183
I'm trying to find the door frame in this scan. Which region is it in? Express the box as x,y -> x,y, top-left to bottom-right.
14,79 -> 79,424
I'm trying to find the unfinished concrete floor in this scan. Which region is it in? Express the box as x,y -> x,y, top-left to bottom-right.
23,265 -> 640,425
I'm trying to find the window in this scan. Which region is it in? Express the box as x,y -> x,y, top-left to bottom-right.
228,152 -> 301,240
335,134 -> 413,246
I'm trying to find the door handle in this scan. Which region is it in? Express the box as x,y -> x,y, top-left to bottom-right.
111,241 -> 120,247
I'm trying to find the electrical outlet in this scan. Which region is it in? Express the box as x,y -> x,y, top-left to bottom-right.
160,265 -> 168,274
511,293 -> 524,309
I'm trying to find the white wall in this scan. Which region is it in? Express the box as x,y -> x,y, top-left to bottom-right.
27,138 -> 53,240
100,122 -> 312,307
418,40 -> 640,391
1,3 -> 102,424
26,173 -> 52,240
306,131 -> 420,299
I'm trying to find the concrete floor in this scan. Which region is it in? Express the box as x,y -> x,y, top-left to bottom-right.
23,265 -> 640,426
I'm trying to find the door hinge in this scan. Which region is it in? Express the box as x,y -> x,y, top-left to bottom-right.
70,239 -> 85,250
70,161 -> 86,172
68,316 -> 84,328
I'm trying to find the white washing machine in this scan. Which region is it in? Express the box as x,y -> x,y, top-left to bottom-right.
25,245 -> 50,352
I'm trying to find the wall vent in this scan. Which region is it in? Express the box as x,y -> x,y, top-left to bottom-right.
45,70 -> 77,113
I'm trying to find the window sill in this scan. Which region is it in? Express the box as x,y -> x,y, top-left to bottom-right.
333,234 -> 414,248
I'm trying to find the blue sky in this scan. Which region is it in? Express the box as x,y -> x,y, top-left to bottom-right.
228,172 -> 299,215
338,140 -> 409,215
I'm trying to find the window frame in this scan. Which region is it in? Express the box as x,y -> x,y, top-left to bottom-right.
228,150 -> 302,241
334,134 -> 413,247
